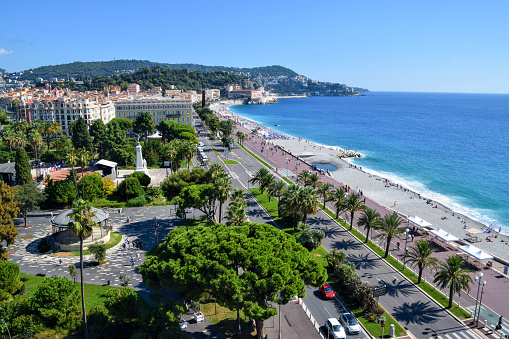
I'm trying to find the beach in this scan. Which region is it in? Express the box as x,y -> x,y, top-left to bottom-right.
213,101 -> 509,264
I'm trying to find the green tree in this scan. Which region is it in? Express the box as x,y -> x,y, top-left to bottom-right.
133,112 -> 155,140
31,276 -> 81,330
357,208 -> 381,243
2,128 -> 17,151
104,287 -> 144,334
332,187 -> 347,219
433,255 -> 473,308
215,174 -> 232,224
317,182 -> 331,207
140,223 -> 327,339
308,173 -> 320,189
68,199 -> 97,339
88,241 -> 106,264
0,182 -> 19,260
178,184 -> 217,224
77,173 -> 103,201
44,179 -> 76,207
278,184 -> 303,231
77,148 -> 90,199
225,201 -> 247,226
15,183 -> 45,227
116,177 -> 144,200
249,168 -> 274,195
0,261 -> 23,302
298,228 -> 325,251
14,147 -> 31,186
230,188 -> 247,205
66,148 -> 79,198
130,171 -> 151,187
160,167 -> 207,200
28,129 -> 43,159
374,214 -> 405,258
406,239 -> 441,284
345,192 -> 366,231
267,180 -> 286,204
72,117 -> 93,151
297,170 -> 310,187
69,264 -> 77,283
89,119 -> 106,148
299,187 -> 319,224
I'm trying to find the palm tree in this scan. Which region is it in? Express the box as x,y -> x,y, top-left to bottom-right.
52,122 -> 62,152
28,130 -> 43,159
226,201 -> 247,226
215,174 -> 232,223
183,140 -> 196,169
43,121 -> 55,149
297,170 -> 311,186
279,184 -> 303,231
406,240 -> 441,284
267,180 -> 286,204
66,148 -> 79,198
249,168 -> 274,194
357,208 -> 381,243
236,131 -> 245,145
317,182 -> 331,207
77,148 -> 90,199
332,187 -> 347,219
67,120 -> 77,136
433,255 -> 473,308
13,120 -> 29,134
68,199 -> 97,339
15,131 -> 27,148
230,188 -> 246,205
299,187 -> 319,224
374,214 -> 405,258
2,128 -> 16,151
308,173 -> 320,189
345,193 -> 366,231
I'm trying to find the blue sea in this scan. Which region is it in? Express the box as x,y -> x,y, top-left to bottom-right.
229,92 -> 509,232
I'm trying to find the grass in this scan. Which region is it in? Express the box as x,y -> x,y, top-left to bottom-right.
310,246 -> 329,268
92,195 -> 126,208
212,146 -> 222,156
51,232 -> 123,257
224,160 -> 240,165
201,300 -> 252,338
239,144 -> 273,170
319,203 -> 471,319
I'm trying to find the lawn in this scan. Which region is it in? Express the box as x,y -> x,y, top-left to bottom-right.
224,160 -> 240,165
51,232 -> 123,257
201,300 -> 253,338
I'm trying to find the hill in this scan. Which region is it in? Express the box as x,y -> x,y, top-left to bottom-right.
14,60 -> 297,81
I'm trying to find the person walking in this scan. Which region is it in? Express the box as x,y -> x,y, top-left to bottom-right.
137,253 -> 140,261
131,257 -> 135,266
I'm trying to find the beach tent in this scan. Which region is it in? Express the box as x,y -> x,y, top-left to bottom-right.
407,216 -> 433,229
430,228 -> 459,242
458,244 -> 494,261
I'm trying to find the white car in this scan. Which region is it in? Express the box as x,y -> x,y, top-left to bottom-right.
339,313 -> 361,335
325,318 -> 346,339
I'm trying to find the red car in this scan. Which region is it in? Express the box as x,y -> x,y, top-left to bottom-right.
320,282 -> 335,299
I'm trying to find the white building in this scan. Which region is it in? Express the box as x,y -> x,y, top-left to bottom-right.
114,97 -> 194,126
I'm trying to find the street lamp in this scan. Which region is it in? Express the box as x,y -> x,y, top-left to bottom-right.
476,279 -> 487,327
403,228 -> 410,270
473,273 -> 484,323
278,302 -> 282,339
286,158 -> 289,169
1,318 -> 11,339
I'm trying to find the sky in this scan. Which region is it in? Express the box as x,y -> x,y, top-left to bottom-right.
1,0 -> 509,93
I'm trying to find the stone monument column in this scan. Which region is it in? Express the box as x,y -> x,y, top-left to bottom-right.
134,139 -> 149,176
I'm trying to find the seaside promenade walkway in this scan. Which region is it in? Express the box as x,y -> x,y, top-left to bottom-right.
223,113 -> 509,336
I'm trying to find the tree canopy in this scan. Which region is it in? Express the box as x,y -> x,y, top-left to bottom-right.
72,117 -> 93,151
140,223 -> 327,338
14,147 -> 31,185
0,181 -> 19,260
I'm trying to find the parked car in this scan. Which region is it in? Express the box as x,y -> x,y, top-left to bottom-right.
339,313 -> 361,334
320,282 -> 335,299
325,318 -> 346,339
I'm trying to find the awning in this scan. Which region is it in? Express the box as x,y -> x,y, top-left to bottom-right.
408,216 -> 433,228
458,244 -> 494,260
95,159 -> 118,168
430,228 -> 459,242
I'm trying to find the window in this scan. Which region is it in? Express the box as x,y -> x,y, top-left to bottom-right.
177,118 -> 180,122
123,112 -> 126,117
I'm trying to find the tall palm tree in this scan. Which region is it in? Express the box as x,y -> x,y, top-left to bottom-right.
68,199 -> 97,339
433,255 -> 473,308
279,184 -> 303,231
308,173 -> 320,189
345,193 -> 366,231
67,120 -> 77,136
43,121 -> 54,149
215,174 -> 232,223
230,188 -> 246,205
317,182 -> 331,207
28,129 -> 43,159
2,128 -> 17,151
332,187 -> 347,219
374,214 -> 405,258
52,122 -> 62,152
297,170 -> 311,186
13,120 -> 29,134
249,168 -> 274,194
183,140 -> 196,169
15,130 -> 27,148
226,201 -> 247,226
267,180 -> 286,204
299,187 -> 319,224
357,208 -> 381,243
77,148 -> 90,199
66,148 -> 79,198
406,240 -> 441,283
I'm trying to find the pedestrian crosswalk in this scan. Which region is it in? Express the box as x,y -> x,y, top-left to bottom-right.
431,329 -> 480,339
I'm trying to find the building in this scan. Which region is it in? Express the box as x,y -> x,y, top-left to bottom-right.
28,96 -> 115,135
114,97 -> 194,126
127,84 -> 140,95
147,87 -> 162,96
204,89 -> 221,100
227,89 -> 262,100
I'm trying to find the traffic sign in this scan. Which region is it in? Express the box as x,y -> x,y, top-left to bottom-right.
381,323 -> 386,328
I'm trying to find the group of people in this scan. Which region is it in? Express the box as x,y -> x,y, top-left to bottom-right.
123,238 -> 143,251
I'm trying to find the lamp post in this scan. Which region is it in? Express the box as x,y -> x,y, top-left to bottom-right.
1,318 -> 11,339
473,273 -> 484,323
403,228 -> 410,270
476,280 -> 487,327
153,216 -> 159,246
286,158 -> 289,169
278,302 -> 282,339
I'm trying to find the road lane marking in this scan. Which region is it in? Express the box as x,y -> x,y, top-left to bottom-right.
324,306 -> 333,318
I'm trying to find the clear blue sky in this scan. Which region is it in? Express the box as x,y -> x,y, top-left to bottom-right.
1,0 -> 508,93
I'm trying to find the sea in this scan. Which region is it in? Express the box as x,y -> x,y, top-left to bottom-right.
229,92 -> 509,234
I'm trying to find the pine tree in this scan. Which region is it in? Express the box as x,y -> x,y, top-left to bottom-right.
72,117 -> 93,151
0,181 -> 20,260
15,147 -> 31,185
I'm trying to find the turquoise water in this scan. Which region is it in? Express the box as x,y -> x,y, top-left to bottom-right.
229,93 -> 509,232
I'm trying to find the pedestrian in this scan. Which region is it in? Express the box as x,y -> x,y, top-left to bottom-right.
50,211 -> 53,218
137,253 -> 140,261
131,257 -> 135,266
139,241 -> 143,250
59,259 -> 62,266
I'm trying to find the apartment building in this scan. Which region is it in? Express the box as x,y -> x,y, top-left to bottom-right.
114,97 -> 193,126
28,96 -> 115,135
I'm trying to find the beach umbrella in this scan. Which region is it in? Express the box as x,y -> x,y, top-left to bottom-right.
430,228 -> 459,242
458,244 -> 494,261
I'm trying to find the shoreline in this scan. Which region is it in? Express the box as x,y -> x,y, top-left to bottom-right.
211,101 -> 509,263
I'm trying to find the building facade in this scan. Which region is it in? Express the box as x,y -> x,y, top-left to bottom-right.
114,97 -> 193,125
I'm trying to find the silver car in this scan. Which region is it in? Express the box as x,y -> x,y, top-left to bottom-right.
339,313 -> 361,334
325,318 -> 346,339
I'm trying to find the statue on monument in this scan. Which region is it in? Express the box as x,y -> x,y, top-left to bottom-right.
134,133 -> 149,176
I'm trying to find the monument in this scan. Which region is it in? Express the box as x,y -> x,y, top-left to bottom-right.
134,136 -> 149,176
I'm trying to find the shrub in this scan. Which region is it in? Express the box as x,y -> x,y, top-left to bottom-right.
78,173 -> 104,201
88,305 -> 111,339
116,177 -> 144,199
102,177 -> 115,195
146,186 -> 163,202
127,195 -> 147,207
298,228 -> 325,251
160,167 -> 207,199
88,241 -> 106,263
0,260 -> 23,302
44,180 -> 76,207
10,314 -> 42,338
130,171 -> 151,187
